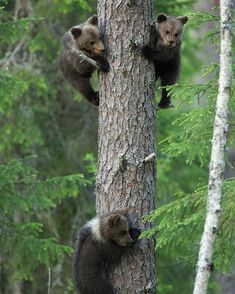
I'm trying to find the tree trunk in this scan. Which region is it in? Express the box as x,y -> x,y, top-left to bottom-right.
217,270 -> 235,294
193,1 -> 233,294
217,148 -> 235,293
96,1 -> 156,293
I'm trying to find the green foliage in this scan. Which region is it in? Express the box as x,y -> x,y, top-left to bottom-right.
0,158 -> 89,212
0,70 -> 25,113
0,158 -> 88,280
0,17 -> 36,42
148,8 -> 235,293
84,153 -> 97,182
161,83 -> 216,166
143,180 -> 235,272
0,13 -> 43,158
0,3 -> 96,291
154,0 -> 197,15
187,11 -> 220,27
0,71 -> 44,158
52,0 -> 93,15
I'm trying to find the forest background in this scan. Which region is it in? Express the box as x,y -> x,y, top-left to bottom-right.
0,0 -> 234,293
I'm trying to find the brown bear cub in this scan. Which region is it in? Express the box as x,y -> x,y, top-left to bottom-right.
141,13 -> 188,109
72,209 -> 141,294
59,15 -> 109,106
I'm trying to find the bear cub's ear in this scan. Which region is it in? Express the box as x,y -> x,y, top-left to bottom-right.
108,214 -> 121,227
129,228 -> 141,241
71,27 -> 82,38
87,15 -> 98,26
157,13 -> 168,23
177,16 -> 188,25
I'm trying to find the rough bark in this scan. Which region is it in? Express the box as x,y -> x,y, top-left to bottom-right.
96,1 -> 156,294
193,1 -> 233,294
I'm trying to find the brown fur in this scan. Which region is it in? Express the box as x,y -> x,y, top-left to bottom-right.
141,13 -> 188,108
72,209 -> 140,294
59,15 -> 109,106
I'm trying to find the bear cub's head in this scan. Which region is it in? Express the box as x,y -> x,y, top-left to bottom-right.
101,212 -> 140,247
71,15 -> 105,55
153,13 -> 188,48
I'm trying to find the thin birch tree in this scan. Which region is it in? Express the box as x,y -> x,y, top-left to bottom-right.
96,0 -> 156,293
193,1 -> 233,293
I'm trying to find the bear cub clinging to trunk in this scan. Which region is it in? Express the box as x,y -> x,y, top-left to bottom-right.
142,13 -> 188,109
72,209 -> 141,294
59,15 -> 109,106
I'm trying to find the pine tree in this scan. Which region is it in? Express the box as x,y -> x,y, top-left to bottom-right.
96,0 -> 156,292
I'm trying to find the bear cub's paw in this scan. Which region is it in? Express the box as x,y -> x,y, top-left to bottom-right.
98,59 -> 110,72
129,228 -> 141,242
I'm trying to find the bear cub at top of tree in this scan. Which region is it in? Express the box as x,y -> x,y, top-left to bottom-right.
141,13 -> 188,109
59,15 -> 109,106
72,209 -> 141,294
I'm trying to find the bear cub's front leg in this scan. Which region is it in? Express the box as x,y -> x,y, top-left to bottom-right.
59,15 -> 110,106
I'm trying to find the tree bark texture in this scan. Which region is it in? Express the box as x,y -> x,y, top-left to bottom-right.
96,1 -> 156,294
193,1 -> 233,294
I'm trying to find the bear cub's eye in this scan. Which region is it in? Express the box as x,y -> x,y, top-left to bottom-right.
165,31 -> 170,35
175,33 -> 179,37
89,41 -> 95,45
